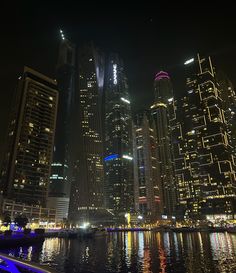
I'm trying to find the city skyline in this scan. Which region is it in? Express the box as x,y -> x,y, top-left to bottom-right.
0,4 -> 236,221
2,51 -> 235,223
1,5 -> 236,150
1,5 -> 236,273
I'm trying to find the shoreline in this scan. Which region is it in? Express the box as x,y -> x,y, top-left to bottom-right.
1,226 -> 236,247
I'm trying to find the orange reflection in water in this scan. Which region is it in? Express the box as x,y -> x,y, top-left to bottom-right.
156,232 -> 167,273
140,232 -> 152,273
143,245 -> 152,273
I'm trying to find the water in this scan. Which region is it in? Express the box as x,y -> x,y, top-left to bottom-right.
1,231 -> 236,273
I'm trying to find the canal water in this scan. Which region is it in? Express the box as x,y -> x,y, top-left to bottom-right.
1,231 -> 236,273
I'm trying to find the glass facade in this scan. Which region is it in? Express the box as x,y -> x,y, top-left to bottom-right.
104,54 -> 133,217
68,44 -> 105,224
49,38 -> 76,200
47,37 -> 76,220
150,71 -> 177,217
133,111 -> 161,221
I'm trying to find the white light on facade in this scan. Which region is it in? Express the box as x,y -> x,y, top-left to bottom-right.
51,163 -> 62,166
121,97 -> 130,104
150,102 -> 167,109
122,155 -> 133,160
184,58 -> 194,65
113,64 -> 117,85
168,97 -> 174,102
60,29 -> 65,40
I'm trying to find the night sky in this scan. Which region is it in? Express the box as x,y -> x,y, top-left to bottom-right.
1,2 -> 236,152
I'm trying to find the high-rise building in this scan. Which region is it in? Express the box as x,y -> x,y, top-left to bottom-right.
104,54 -> 134,220
217,71 -> 236,158
0,67 -> 58,206
47,31 -> 76,221
150,71 -> 177,217
133,111 -> 161,221
68,44 -> 105,225
174,54 -> 236,220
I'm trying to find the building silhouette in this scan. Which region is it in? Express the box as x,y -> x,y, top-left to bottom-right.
47,32 -> 76,221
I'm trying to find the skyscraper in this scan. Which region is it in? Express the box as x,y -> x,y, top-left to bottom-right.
150,71 -> 177,217
174,54 -> 236,219
217,71 -> 236,158
0,67 -> 58,206
104,54 -> 134,220
68,44 -> 105,224
133,111 -> 161,221
47,31 -> 76,220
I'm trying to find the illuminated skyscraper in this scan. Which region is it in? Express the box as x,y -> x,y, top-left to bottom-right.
104,54 -> 134,219
0,67 -> 58,206
150,71 -> 177,217
68,44 -> 105,224
133,111 -> 161,221
217,71 -> 236,158
47,31 -> 76,220
174,54 -> 236,219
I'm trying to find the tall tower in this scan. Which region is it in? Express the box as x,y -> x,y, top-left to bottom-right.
217,71 -> 236,158
133,111 -> 161,221
104,54 -> 134,220
150,71 -> 176,217
0,67 -> 58,206
47,30 -> 76,220
174,54 -> 236,219
68,44 -> 105,225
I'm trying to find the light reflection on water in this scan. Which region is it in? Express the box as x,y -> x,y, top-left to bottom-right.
1,231 -> 236,273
